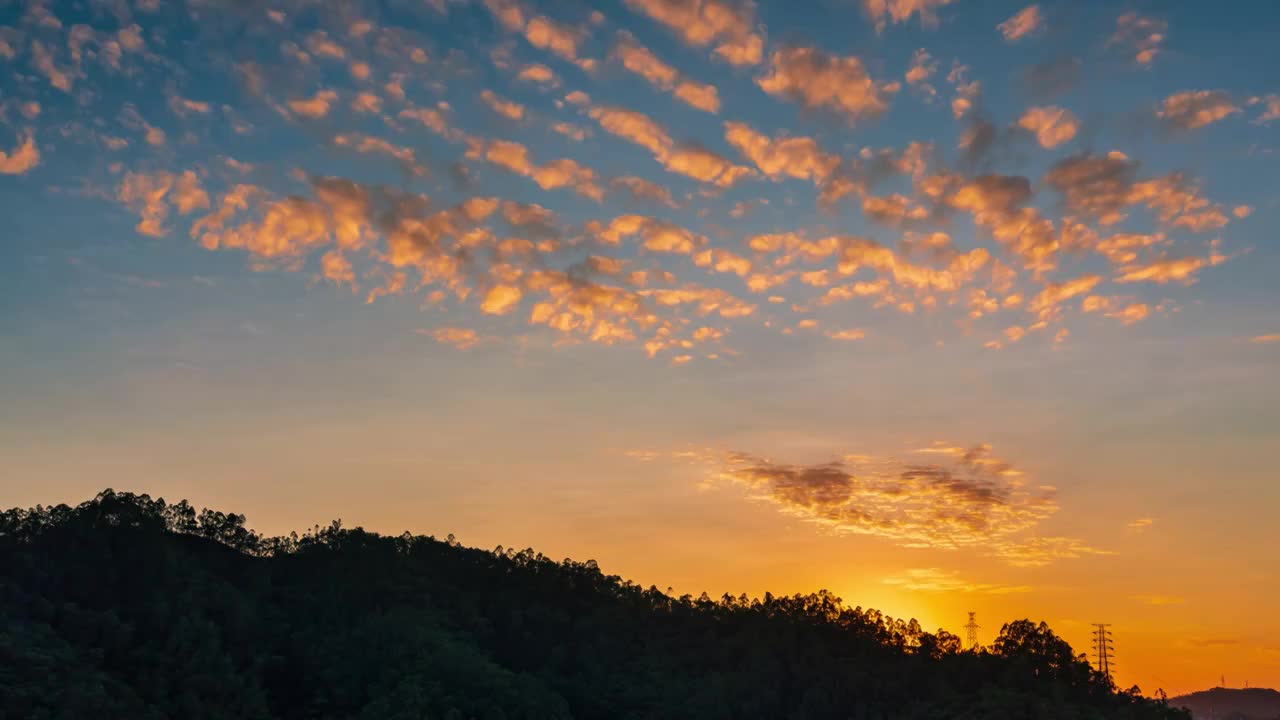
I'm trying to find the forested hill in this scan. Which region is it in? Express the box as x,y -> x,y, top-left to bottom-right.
1169,687 -> 1280,719
1,490 -> 1188,720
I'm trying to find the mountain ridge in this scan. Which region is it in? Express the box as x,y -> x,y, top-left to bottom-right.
1,489 -> 1191,719
1170,687 -> 1280,720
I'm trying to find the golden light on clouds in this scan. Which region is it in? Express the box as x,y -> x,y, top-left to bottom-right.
634,442 -> 1115,568
0,130 -> 40,174
52,0 -> 1246,361
757,46 -> 899,125
998,5 -> 1045,42
1158,90 -> 1241,131
883,568 -> 1032,594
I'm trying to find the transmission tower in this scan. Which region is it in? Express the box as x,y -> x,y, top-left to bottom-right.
964,611 -> 980,649
1091,623 -> 1115,683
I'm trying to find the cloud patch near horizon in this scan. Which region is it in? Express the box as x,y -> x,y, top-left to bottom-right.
883,568 -> 1032,594
633,442 -> 1107,565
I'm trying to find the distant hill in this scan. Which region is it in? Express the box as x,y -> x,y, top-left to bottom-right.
1,489 -> 1192,719
1171,687 -> 1280,720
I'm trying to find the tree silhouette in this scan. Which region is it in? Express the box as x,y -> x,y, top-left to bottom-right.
0,489 -> 1189,719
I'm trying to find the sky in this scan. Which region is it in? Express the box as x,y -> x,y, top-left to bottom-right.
2,0 -> 1279,697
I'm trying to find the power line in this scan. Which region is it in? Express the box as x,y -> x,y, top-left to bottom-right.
1091,623 -> 1114,684
964,611 -> 980,650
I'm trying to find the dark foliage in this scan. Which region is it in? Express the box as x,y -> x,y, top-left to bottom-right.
1168,687 -> 1280,720
0,490 -> 1190,719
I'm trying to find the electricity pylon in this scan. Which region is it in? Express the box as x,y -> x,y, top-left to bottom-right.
1092,623 -> 1114,683
964,611 -> 980,650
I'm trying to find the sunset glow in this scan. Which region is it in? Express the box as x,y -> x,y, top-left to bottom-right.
2,0 -> 1278,698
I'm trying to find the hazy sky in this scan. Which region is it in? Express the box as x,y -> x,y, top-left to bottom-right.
2,0 -> 1278,696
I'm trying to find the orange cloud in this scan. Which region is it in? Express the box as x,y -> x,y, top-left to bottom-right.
589,105 -> 752,186
80,2 -> 1252,363
1128,174 -> 1227,232
319,250 -> 356,288
861,194 -> 929,226
1046,153 -> 1230,234
527,17 -> 589,68
1017,106 -> 1078,148
596,214 -> 704,255
998,5 -> 1044,42
694,247 -> 753,277
757,47 -> 898,125
386,76 -> 410,101
117,170 -> 209,238
1111,12 -> 1166,66
350,92 -> 382,114
1115,255 -> 1219,285
479,89 -> 526,120
862,0 -> 956,32
168,94 -> 211,117
613,32 -> 721,113
747,230 -> 988,309
1082,296 -> 1151,325
288,89 -> 339,119
1116,302 -> 1157,322
484,0 -> 592,68
622,0 -> 763,66
192,178 -> 375,261
1251,94 -> 1280,123
469,137 -> 605,201
425,327 -> 484,350
515,63 -> 559,85
0,130 -> 40,174
723,121 -> 841,184
304,30 -> 347,61
1044,152 -> 1137,225
883,568 -> 1031,594
30,40 -> 72,92
610,175 -> 679,208
171,171 -> 211,216
673,82 -> 721,114
1091,232 -> 1165,266
946,175 -> 1061,273
589,105 -> 672,157
1027,274 -> 1102,317
349,61 -> 371,81
333,133 -> 426,176
705,443 -> 1072,556
948,62 -> 980,119
1157,90 -> 1240,130
666,145 -> 753,187
905,48 -> 937,99
118,172 -> 175,237
526,271 -> 660,347
481,284 -> 524,315
399,106 -> 462,141
641,284 -> 756,318
550,122 -> 586,141
615,33 -> 678,86
994,536 -> 1112,568
124,170 -> 753,357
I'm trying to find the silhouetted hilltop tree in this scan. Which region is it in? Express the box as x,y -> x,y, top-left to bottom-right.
0,490 -> 1189,719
